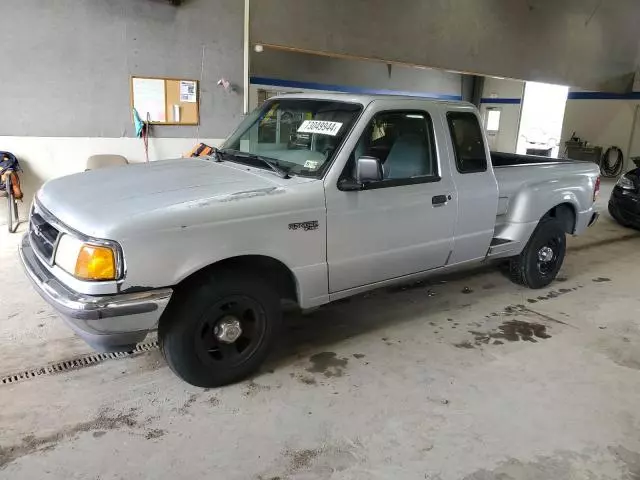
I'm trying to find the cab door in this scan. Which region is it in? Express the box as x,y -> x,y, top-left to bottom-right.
445,107 -> 499,264
324,100 -> 457,293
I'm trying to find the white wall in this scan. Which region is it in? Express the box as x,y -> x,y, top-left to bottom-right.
479,78 -> 525,153
561,91 -> 640,171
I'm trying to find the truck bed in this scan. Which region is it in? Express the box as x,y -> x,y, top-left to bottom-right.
484,151 -> 599,259
490,151 -> 573,167
491,152 -> 595,217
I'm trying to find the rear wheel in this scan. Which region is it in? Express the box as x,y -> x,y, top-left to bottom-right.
509,217 -> 566,289
159,271 -> 281,387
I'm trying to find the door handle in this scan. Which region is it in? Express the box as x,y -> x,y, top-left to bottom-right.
432,194 -> 449,206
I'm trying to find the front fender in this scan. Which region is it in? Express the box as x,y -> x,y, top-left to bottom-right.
115,181 -> 329,309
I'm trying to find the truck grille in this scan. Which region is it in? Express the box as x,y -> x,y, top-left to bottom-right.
29,211 -> 60,264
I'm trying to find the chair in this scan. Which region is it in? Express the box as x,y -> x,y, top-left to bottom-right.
85,154 -> 129,171
0,152 -> 22,233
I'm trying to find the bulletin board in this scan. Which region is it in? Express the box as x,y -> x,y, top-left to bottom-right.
130,76 -> 200,126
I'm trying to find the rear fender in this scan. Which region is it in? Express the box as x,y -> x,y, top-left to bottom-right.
506,183 -> 581,226
494,175 -> 594,249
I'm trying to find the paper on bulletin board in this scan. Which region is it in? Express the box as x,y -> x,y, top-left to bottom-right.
180,81 -> 197,103
132,78 -> 166,122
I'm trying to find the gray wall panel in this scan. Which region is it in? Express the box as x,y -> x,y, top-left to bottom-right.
251,49 -> 465,96
251,0 -> 640,92
0,0 -> 244,138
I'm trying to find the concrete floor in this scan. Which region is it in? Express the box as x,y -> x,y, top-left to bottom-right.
2,181 -> 640,479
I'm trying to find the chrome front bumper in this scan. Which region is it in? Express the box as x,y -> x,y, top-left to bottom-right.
19,234 -> 172,352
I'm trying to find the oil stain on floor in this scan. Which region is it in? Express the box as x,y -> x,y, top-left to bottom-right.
459,452 -> 585,479
459,447 -> 640,479
0,407 -> 143,469
243,380 -> 273,397
609,446 -> 640,478
456,320 -> 552,349
593,277 -> 612,283
492,320 -> 551,342
306,352 -> 349,378
528,287 -> 581,303
595,334 -> 640,371
258,443 -> 359,479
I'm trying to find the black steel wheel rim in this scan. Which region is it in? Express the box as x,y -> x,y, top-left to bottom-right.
536,236 -> 562,276
194,294 -> 267,368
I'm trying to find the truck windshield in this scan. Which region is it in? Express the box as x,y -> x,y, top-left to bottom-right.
222,99 -> 362,177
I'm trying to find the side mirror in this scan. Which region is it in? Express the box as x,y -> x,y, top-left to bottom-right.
356,156 -> 383,184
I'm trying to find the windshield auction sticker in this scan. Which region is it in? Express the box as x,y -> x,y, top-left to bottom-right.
297,120 -> 343,136
304,160 -> 320,170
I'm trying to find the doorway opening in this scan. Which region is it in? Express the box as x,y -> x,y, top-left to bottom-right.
484,107 -> 502,151
516,81 -> 569,157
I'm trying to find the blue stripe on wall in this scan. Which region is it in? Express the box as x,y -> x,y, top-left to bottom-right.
479,97 -> 521,105
249,76 -> 463,101
567,91 -> 640,100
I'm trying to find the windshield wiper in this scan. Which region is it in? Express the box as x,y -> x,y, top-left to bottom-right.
221,149 -> 290,179
202,146 -> 223,162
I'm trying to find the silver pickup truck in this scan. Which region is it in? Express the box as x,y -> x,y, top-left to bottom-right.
20,93 -> 600,386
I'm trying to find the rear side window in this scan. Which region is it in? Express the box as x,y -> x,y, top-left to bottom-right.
447,112 -> 487,173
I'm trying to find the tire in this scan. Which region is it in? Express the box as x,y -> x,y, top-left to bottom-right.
509,217 -> 566,289
159,270 -> 281,387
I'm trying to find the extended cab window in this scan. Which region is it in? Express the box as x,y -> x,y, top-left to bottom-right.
447,112 -> 487,173
343,111 -> 438,184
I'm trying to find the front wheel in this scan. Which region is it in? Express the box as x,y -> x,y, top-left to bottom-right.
159,271 -> 281,387
509,217 -> 566,289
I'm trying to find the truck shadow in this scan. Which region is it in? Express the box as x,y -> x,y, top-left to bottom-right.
262,229 -> 639,375
263,263 -> 520,373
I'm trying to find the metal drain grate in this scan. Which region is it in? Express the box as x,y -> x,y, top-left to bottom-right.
0,341 -> 159,386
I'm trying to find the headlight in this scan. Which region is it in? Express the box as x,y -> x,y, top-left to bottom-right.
55,234 -> 117,281
616,175 -> 635,191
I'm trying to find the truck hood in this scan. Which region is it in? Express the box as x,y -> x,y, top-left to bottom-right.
37,158 -> 314,238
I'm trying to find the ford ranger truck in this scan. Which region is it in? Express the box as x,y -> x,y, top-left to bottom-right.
20,93 -> 600,386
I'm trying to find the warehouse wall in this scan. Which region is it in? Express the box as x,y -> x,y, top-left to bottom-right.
479,78 -> 525,153
251,0 -> 640,93
1,0 -> 243,139
561,91 -> 640,171
249,49 -> 466,108
0,0 -> 244,209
